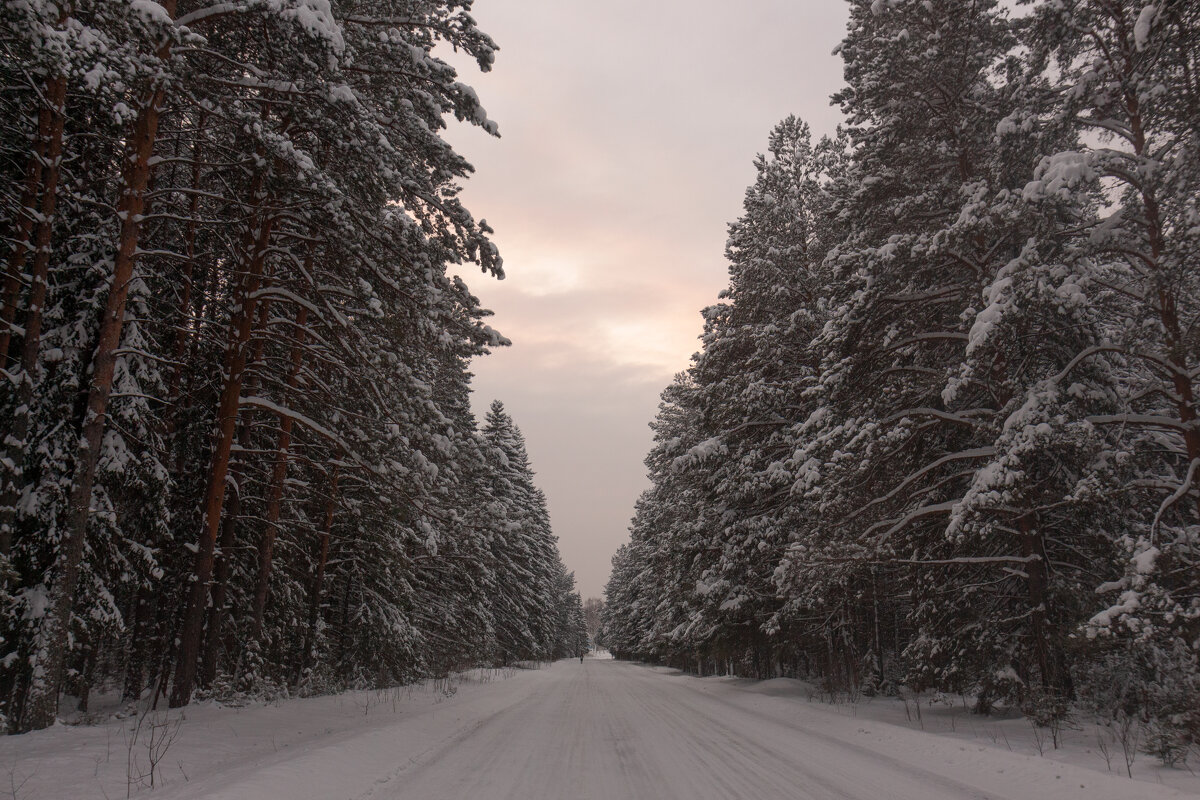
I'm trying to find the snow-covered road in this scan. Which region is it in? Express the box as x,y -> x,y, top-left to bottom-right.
7,659 -> 1196,799
391,657 -> 989,800
383,659 -> 1181,800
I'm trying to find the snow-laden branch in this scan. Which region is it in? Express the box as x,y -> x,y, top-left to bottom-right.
796,553 -> 1041,568
1150,458 -> 1200,542
846,447 -> 996,522
882,332 -> 969,353
863,501 -> 959,544
175,2 -> 244,28
880,407 -> 992,427
1051,345 -> 1124,384
1088,413 -> 1195,433
246,285 -> 321,314
881,285 -> 970,304
239,395 -> 352,452
1053,344 -> 1190,383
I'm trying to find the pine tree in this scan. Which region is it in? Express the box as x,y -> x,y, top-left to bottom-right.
604,1 -> 1200,747
1,0 -> 577,733
1020,0 -> 1200,747
679,119 -> 845,677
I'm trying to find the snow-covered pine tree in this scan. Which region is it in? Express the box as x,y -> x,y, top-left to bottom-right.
601,374 -> 713,668
673,118 -> 847,678
1,0 -> 579,733
481,402 -> 561,663
0,0 -> 182,731
1019,0 -> 1200,748
601,0 -> 1200,755
771,0 -> 1020,696
550,569 -> 587,659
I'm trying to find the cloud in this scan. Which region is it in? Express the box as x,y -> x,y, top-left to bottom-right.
441,0 -> 848,596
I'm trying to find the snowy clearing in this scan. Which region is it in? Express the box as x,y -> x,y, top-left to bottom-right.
2,657 -> 1198,799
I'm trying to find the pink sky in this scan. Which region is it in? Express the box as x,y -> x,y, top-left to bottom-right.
445,0 -> 849,598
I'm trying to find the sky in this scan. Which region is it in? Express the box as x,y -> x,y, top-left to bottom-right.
444,1 -> 850,598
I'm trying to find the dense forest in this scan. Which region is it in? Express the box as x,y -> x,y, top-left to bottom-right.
603,0 -> 1199,763
0,0 -> 585,734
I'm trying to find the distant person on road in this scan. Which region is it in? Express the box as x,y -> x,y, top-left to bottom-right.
579,651 -> 585,663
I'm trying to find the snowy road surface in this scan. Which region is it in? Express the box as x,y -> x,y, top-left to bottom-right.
164,659 -> 1190,800
381,660 -> 1174,800
392,658 -> 996,800
5,659 -> 1196,799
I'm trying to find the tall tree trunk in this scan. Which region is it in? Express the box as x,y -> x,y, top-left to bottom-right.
1123,65 -> 1200,518
18,0 -> 179,732
337,571 -> 354,667
198,446 -> 245,688
170,184 -> 275,708
118,117 -> 207,699
300,465 -> 338,682
0,112 -> 48,365
870,567 -> 884,683
165,119 -> 205,424
3,74 -> 66,730
1019,513 -> 1051,693
0,77 -> 66,563
250,303 -> 309,637
199,297 -> 271,685
72,639 -> 97,713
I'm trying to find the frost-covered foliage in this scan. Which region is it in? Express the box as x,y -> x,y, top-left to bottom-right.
0,0 -> 580,733
604,0 -> 1200,756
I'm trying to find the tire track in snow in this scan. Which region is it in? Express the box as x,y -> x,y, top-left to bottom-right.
625,665 -> 995,800
384,660 -> 989,800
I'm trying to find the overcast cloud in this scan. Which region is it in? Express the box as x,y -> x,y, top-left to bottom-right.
444,0 -> 850,598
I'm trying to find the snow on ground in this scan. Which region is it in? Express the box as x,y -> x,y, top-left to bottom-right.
0,667 -> 532,800
1,658 -> 1197,799
682,670 -> 1200,798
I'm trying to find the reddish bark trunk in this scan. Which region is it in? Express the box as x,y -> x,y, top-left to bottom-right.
1122,46 -> 1200,516
1019,513 -> 1051,693
0,113 -> 48,365
300,465 -> 338,681
0,77 -> 65,563
19,2 -> 179,726
198,473 -> 242,688
199,298 -> 271,685
170,188 -> 275,708
250,303 -> 309,636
